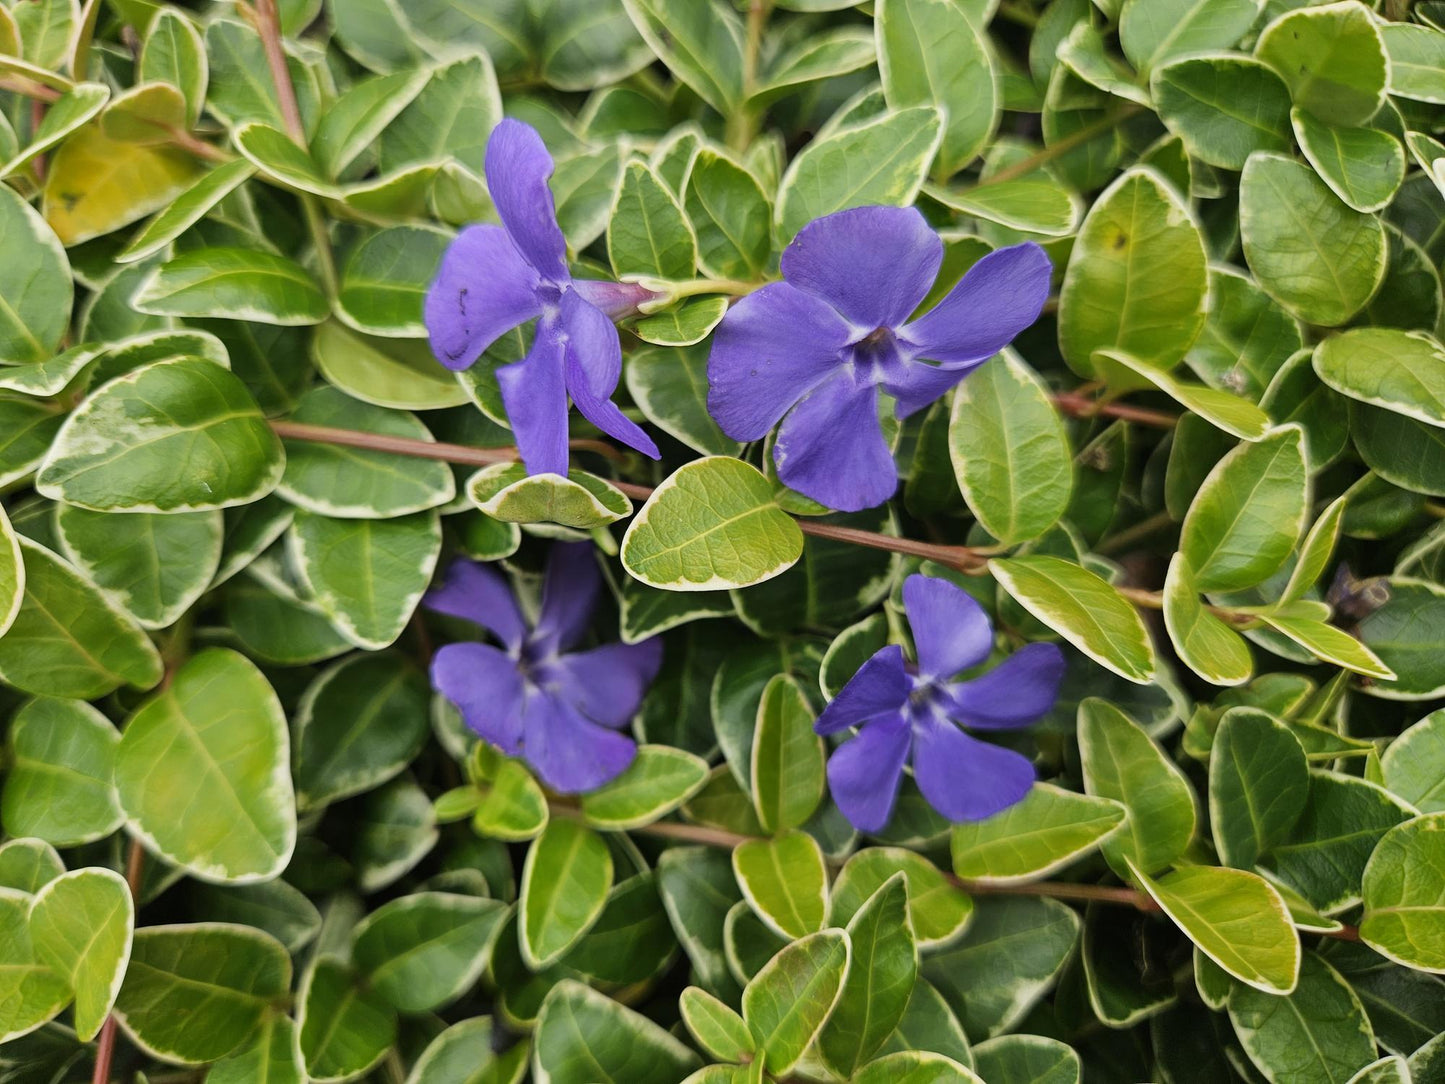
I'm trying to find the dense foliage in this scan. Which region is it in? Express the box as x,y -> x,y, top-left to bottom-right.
0,0 -> 1444,1081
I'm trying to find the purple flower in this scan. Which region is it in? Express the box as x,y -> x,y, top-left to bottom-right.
425,543 -> 662,794
425,119 -> 660,477
817,574 -> 1065,832
707,206 -> 1052,512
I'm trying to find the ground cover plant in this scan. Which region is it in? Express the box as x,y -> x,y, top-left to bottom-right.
0,0 -> 1443,1081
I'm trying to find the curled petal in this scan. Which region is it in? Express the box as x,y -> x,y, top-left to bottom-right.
774,373 -> 897,512
431,642 -> 526,754
706,281 -> 851,441
899,242 -> 1051,366
815,645 -> 911,735
522,688 -> 637,793
903,574 -> 993,680
571,278 -> 661,319
560,290 -> 659,459
781,205 -> 943,330
485,118 -> 570,284
497,315 -> 569,478
826,712 -> 912,833
425,224 -> 540,371
424,559 -> 528,652
947,642 -> 1066,729
554,639 -> 664,728
884,357 -> 974,420
911,714 -> 1035,822
532,541 -> 602,656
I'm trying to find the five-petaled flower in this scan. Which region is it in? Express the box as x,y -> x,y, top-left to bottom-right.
707,206 -> 1052,512
816,573 -> 1065,832
425,543 -> 662,793
425,119 -> 659,478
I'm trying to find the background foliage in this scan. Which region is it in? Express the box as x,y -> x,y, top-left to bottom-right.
0,0 -> 1444,1082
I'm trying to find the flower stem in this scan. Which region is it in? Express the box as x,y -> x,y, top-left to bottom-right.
726,0 -> 773,151
91,840 -> 145,1084
1052,392 -> 1178,430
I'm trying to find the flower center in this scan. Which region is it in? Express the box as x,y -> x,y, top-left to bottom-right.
845,326 -> 907,386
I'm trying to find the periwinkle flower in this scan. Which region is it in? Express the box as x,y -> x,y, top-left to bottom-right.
425,543 -> 662,793
425,119 -> 659,477
707,206 -> 1052,512
817,573 -> 1065,832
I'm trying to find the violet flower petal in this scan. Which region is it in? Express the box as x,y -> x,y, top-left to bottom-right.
883,358 -> 975,420
497,314 -> 570,478
781,205 -> 943,330
815,644 -> 911,735
431,642 -> 526,754
484,118 -> 570,284
522,688 -> 637,793
826,711 -> 912,833
774,373 -> 897,512
911,714 -> 1035,822
559,290 -> 659,459
554,639 -> 665,729
706,281 -> 852,441
423,559 -> 528,652
903,574 -> 993,680
532,541 -> 602,656
425,224 -> 541,371
946,642 -> 1067,729
899,242 -> 1052,366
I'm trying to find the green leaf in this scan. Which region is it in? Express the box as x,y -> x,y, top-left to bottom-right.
1118,0 -> 1260,72
1096,348 -> 1271,441
750,674 -> 824,832
1282,496 -> 1346,604
1,698 -> 122,847
0,890 -> 71,1042
622,457 -> 803,591
1359,813 -> 1445,973
1271,771 -> 1413,912
1258,612 -> 1396,680
1056,22 -> 1151,107
925,176 -> 1080,237
1380,710 -> 1445,813
55,506 -> 221,629
876,977 -> 973,1066
625,343 -> 738,458
752,26 -> 876,103
1291,109 -> 1404,214
632,296 -> 730,347
115,923 -> 292,1065
558,872 -> 678,987
681,986 -> 755,1061
293,651 -> 431,810
278,387 -> 455,517
853,1052 -> 984,1084
608,160 -> 697,281
1078,697 -> 1196,876
336,227 -> 452,338
297,958 -> 398,1082
950,783 -> 1126,884
733,829 -> 828,939
949,351 -> 1073,544
579,744 -> 710,829
1239,152 -> 1386,326
27,868 -> 134,1040
1255,0 -> 1386,126
1380,22 -> 1445,104
1058,167 -> 1208,384
138,9 -> 207,125
472,759 -> 550,842
1132,862 -> 1300,994
311,69 -> 429,179
657,846 -> 743,997
1187,267 -> 1304,400
1229,953 -> 1377,1084
922,896 -> 1080,1039
134,248 -> 328,326
620,0 -> 742,114
831,847 -> 973,949
742,928 -> 852,1075
100,83 -> 189,144
1358,578 -> 1445,699
192,880 -> 321,954
0,838 -> 65,894
989,555 -> 1157,683
519,818 -> 613,969
0,184 -> 71,365
0,539 -> 162,698
0,82 -> 109,180
353,892 -> 507,1012
467,463 -> 631,530
38,359 -> 283,512
1151,55 -> 1293,171
876,0 -> 995,178
683,149 -> 771,280
1163,554 -> 1254,686
115,649 -> 296,884
776,107 -> 944,242
1180,425 -> 1309,593
379,54 -> 501,175
290,510 -> 440,649
1209,708 -> 1309,870
1314,328 -> 1445,429
535,979 -> 702,1084
819,874 -> 918,1077
208,1017 -> 305,1084
204,18 -> 321,132
407,1018 -> 528,1084
1347,1058 -> 1412,1084
972,1035 -> 1080,1084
